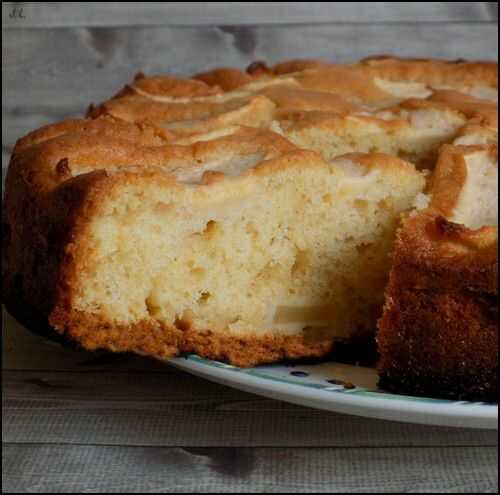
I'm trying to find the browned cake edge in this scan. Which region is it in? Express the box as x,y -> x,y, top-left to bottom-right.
3,289 -> 337,368
377,212 -> 498,401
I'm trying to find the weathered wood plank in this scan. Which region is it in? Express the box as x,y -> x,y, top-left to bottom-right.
3,370 -> 498,448
2,317 -> 498,447
3,444 -> 498,493
2,15 -> 498,493
1,2 -> 497,28
2,23 -> 498,161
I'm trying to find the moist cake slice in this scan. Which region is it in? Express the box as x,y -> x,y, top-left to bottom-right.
3,118 -> 425,366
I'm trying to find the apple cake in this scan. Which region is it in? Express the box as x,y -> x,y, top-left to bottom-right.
2,56 -> 498,399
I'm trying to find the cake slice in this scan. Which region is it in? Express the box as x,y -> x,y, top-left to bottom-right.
3,118 -> 425,366
378,144 -> 498,400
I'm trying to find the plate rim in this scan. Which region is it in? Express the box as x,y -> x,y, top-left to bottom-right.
168,355 -> 498,430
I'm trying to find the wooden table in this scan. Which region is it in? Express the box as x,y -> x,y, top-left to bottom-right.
3,310 -> 499,493
2,3 -> 498,492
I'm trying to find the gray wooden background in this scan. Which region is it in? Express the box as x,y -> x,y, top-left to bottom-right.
2,3 -> 499,493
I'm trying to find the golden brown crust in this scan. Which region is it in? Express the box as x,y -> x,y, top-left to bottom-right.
4,285 -> 335,368
7,118 -> 298,196
265,55 -> 499,89
357,55 -> 498,88
270,59 -> 333,75
132,74 -> 223,98
86,57 -> 498,153
47,305 -> 335,368
194,67 -> 255,91
381,211 -> 498,297
260,86 -> 361,114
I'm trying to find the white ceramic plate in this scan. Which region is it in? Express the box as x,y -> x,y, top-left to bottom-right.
168,355 -> 498,429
